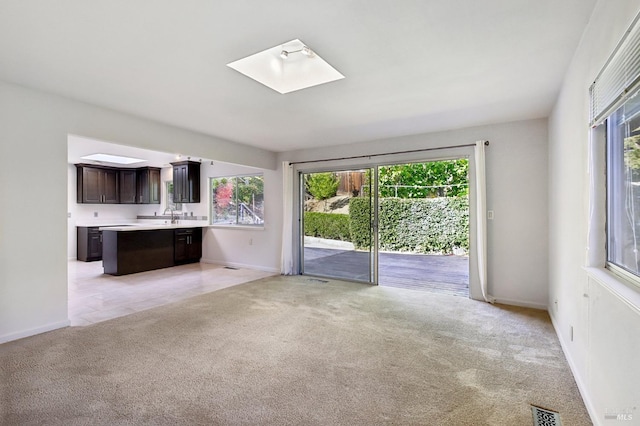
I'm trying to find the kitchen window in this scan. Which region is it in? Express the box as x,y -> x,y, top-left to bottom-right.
166,181 -> 182,212
210,174 -> 264,226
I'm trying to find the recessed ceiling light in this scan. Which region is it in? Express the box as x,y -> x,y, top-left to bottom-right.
227,39 -> 345,94
80,153 -> 146,165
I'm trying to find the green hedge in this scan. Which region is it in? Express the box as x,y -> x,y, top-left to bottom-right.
303,212 -> 351,241
349,197 -> 372,249
350,197 -> 469,254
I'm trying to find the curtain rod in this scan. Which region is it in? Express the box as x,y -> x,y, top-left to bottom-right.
289,141 -> 489,166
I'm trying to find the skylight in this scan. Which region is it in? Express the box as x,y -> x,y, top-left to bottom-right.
80,153 -> 147,165
227,39 -> 344,94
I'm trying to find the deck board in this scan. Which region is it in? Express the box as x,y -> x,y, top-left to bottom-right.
303,248 -> 469,297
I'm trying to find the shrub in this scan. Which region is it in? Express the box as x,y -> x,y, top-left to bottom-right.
350,196 -> 469,254
303,212 -> 351,241
349,197 -> 372,248
306,173 -> 339,200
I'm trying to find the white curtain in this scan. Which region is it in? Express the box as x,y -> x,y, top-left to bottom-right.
280,161 -> 294,275
586,126 -> 606,267
475,141 -> 494,303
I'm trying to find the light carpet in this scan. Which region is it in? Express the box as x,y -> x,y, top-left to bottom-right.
0,275 -> 590,425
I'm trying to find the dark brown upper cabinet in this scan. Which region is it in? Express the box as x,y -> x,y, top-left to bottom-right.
76,165 -> 119,204
119,169 -> 138,204
137,167 -> 161,204
171,160 -> 200,203
77,164 -> 161,204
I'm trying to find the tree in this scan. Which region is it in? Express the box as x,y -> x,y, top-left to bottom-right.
378,159 -> 468,198
306,172 -> 339,200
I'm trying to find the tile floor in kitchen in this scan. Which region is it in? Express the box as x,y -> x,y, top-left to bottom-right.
68,260 -> 276,326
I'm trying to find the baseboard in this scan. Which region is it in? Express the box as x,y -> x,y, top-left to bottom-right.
0,319 -> 71,344
200,258 -> 280,274
549,312 -> 599,426
492,297 -> 548,310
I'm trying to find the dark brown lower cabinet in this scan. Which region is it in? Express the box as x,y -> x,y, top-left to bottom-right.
174,228 -> 202,264
102,227 -> 203,275
77,227 -> 102,261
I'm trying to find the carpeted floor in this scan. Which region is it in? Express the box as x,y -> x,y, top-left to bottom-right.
0,275 -> 590,425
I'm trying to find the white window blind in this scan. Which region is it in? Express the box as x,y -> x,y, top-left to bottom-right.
590,12 -> 640,127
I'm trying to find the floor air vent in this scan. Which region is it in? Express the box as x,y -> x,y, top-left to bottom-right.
531,405 -> 561,426
306,278 -> 329,283
224,266 -> 238,270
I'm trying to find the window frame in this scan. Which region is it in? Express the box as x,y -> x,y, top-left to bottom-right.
209,173 -> 265,228
165,181 -> 183,212
604,89 -> 640,289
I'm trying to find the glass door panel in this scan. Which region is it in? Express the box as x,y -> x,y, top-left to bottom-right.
301,169 -> 374,283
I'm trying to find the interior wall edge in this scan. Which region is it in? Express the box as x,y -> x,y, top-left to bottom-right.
549,312 -> 600,426
0,320 -> 71,345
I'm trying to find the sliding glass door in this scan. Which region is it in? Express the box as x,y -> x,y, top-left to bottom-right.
298,159 -> 470,297
300,168 -> 375,283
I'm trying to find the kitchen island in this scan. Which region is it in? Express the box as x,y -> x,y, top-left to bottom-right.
101,224 -> 203,276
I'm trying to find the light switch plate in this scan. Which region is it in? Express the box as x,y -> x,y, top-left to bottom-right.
487,210 -> 494,220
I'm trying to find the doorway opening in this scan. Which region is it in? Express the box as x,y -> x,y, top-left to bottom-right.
300,159 -> 469,297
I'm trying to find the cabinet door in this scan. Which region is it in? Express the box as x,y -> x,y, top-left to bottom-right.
80,167 -> 102,203
149,168 -> 161,204
88,229 -> 102,259
137,169 -> 150,203
102,169 -> 119,203
173,165 -> 187,203
187,228 -> 202,260
119,170 -> 137,204
186,164 -> 200,203
174,230 -> 189,262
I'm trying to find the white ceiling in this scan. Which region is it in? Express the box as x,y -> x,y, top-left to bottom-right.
0,1 -> 597,153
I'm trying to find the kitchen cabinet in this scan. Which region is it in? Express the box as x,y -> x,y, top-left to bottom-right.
137,167 -> 161,204
77,226 -> 102,261
171,160 -> 200,203
102,226 -> 203,275
77,164 -> 161,204
76,165 -> 119,204
174,227 -> 202,264
119,169 -> 138,204
102,229 -> 175,275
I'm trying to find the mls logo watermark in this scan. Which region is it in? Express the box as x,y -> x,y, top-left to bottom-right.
604,407 -> 636,421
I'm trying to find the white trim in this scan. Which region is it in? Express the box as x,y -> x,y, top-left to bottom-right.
584,267 -> 640,314
0,320 -> 71,344
491,298 -> 547,311
209,225 -> 265,231
549,312 -> 599,426
200,258 -> 280,274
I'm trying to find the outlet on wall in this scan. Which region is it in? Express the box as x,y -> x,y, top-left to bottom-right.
93,212 -> 98,218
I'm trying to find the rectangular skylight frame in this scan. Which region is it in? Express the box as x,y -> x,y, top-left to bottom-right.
227,39 -> 344,94
80,153 -> 147,165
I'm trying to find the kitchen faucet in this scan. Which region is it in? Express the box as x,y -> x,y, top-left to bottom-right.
163,208 -> 178,224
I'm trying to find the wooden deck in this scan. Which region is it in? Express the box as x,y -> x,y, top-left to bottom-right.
303,248 -> 469,297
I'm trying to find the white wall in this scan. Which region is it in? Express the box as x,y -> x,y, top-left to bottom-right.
280,118 -> 549,308
548,1 -> 640,423
199,162 -> 282,273
0,80 -> 276,343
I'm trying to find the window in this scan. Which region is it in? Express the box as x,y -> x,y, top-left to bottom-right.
607,89 -> 640,283
166,181 -> 182,212
590,11 -> 640,287
210,175 -> 264,226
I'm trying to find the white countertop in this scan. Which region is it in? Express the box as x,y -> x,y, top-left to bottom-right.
76,220 -> 209,231
99,223 -> 208,232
